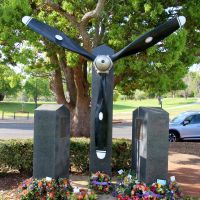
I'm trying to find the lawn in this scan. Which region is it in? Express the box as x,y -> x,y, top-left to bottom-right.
113,97 -> 198,112
0,97 -> 199,120
0,101 -> 51,118
113,97 -> 199,120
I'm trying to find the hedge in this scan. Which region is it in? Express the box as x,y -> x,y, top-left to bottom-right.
0,138 -> 131,174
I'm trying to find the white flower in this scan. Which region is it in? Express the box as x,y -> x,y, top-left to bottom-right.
73,187 -> 80,193
118,169 -> 124,175
170,176 -> 176,182
46,177 -> 52,181
128,174 -> 132,179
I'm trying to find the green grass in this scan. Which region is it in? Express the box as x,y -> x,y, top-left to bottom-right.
113,97 -> 199,120
113,97 -> 197,112
0,98 -> 199,119
0,101 -> 55,117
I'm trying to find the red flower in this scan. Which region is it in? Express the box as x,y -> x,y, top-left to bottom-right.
49,191 -> 55,199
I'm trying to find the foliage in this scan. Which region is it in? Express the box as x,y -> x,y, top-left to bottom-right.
0,138 -> 132,174
182,72 -> 200,98
113,90 -> 120,101
112,139 -> 132,171
0,65 -> 22,99
133,90 -> 147,101
70,138 -> 90,173
24,76 -> 53,103
0,139 -> 33,174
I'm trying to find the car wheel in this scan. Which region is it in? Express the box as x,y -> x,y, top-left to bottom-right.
169,131 -> 179,142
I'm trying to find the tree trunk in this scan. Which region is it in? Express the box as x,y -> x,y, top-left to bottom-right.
34,96 -> 38,108
0,94 -> 4,101
70,63 -> 90,137
48,50 -> 91,137
71,98 -> 90,137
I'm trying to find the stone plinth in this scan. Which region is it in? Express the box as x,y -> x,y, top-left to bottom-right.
33,104 -> 70,179
132,107 -> 169,184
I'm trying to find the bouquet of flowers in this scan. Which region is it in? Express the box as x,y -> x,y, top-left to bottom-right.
18,177 -> 73,200
89,171 -> 113,194
150,183 -> 166,195
166,180 -> 184,199
113,172 -> 184,200
70,189 -> 97,200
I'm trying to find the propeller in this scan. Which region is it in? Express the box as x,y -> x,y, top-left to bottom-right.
22,16 -> 95,61
111,16 -> 186,62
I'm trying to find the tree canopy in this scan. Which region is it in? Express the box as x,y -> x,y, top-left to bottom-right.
0,0 -> 199,136
0,65 -> 22,100
24,76 -> 53,107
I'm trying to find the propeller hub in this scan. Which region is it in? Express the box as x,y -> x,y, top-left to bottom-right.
94,55 -> 113,73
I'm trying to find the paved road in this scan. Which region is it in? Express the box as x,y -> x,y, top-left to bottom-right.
0,119 -> 132,140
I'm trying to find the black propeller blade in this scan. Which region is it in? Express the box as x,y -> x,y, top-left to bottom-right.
111,16 -> 186,62
22,16 -> 95,61
94,75 -> 108,159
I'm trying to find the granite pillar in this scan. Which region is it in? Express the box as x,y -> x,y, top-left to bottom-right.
33,104 -> 70,179
132,107 -> 169,184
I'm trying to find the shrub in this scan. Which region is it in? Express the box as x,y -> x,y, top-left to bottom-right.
70,138 -> 90,172
112,139 -> 132,172
0,139 -> 33,174
0,138 -> 132,174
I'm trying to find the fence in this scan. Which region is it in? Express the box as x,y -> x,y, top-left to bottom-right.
1,111 -> 32,120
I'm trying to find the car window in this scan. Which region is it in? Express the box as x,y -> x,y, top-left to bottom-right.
171,113 -> 190,123
190,114 -> 200,124
184,115 -> 193,123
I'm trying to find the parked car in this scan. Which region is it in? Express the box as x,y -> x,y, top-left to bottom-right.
169,111 -> 200,142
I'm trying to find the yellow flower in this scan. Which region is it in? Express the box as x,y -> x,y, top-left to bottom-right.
157,183 -> 161,188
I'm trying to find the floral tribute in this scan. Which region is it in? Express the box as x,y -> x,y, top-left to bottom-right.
113,170 -> 183,200
18,177 -> 97,200
89,171 -> 113,194
71,188 -> 97,200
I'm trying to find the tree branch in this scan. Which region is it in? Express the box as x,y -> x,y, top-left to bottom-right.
81,0 -> 106,26
57,49 -> 77,108
45,0 -> 80,29
80,0 -> 106,51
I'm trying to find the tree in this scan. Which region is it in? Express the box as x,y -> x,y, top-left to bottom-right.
0,0 -> 199,136
183,72 -> 200,98
24,76 -> 53,107
0,65 -> 22,101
